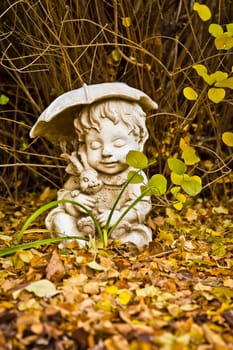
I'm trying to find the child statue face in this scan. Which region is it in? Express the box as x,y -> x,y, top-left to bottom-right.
85,118 -> 141,175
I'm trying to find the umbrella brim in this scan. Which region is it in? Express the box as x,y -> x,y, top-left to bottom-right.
30,82 -> 158,143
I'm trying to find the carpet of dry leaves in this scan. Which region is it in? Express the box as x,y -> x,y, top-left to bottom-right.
0,191 -> 232,350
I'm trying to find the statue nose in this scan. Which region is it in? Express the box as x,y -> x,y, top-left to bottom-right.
102,145 -> 113,156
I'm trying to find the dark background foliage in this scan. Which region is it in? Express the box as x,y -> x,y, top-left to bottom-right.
0,0 -> 232,199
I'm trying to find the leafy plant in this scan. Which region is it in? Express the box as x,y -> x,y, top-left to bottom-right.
184,2 -> 233,104
167,138 -> 202,210
0,148 -> 204,256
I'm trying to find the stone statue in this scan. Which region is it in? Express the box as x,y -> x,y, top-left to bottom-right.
30,82 -> 158,247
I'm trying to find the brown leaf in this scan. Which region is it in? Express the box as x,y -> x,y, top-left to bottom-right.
46,249 -> 65,281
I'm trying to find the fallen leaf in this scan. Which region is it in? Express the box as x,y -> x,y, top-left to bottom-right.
25,279 -> 58,298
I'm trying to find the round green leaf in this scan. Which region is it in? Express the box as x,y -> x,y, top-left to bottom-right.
215,77 -> 233,89
168,158 -> 187,175
222,132 -> 233,147
215,34 -> 233,50
181,175 -> 202,196
208,88 -> 225,103
193,3 -> 211,21
170,172 -> 183,186
126,150 -> 148,169
183,87 -> 198,100
127,171 -> 144,184
208,23 -> 224,37
148,174 -> 167,195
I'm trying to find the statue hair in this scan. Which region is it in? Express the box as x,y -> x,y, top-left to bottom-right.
73,99 -> 148,146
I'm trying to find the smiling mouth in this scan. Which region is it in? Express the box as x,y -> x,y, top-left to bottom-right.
101,162 -> 117,167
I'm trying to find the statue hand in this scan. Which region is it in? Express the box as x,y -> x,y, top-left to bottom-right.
97,210 -> 121,228
72,193 -> 96,212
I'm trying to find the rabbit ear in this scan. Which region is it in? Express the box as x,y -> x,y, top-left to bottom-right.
61,152 -> 84,174
78,145 -> 91,169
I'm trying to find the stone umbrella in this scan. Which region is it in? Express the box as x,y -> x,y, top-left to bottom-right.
30,82 -> 158,143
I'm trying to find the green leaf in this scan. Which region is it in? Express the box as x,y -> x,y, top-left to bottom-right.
0,94 -> 9,105
183,87 -> 198,100
193,3 -> 211,21
181,146 -> 200,165
126,150 -> 148,169
170,172 -> 183,185
25,279 -> 58,298
215,33 -> 233,50
208,88 -> 225,103
192,64 -> 207,77
208,23 -> 224,37
181,175 -> 202,196
222,132 -> 233,147
147,174 -> 167,195
127,171 -> 144,184
215,77 -> 233,89
168,158 -> 187,175
121,17 -> 132,27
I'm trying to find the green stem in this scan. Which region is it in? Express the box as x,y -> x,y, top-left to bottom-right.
0,236 -> 88,257
104,169 -> 143,232
16,199 -> 102,244
107,186 -> 152,238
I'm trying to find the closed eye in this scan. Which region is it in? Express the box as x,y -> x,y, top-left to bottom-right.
113,139 -> 126,147
90,141 -> 102,149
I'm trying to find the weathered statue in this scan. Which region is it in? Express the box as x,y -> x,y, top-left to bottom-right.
30,83 -> 158,247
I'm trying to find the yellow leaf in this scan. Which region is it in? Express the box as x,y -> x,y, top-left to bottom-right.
105,285 -> 119,294
215,77 -> 233,89
183,87 -> 198,100
122,17 -> 132,27
176,193 -> 186,203
181,146 -> 200,165
226,23 -> 233,35
117,289 -> 132,305
192,64 -> 207,77
111,49 -> 121,62
222,131 -> 233,147
208,23 -> 224,37
96,298 -> 112,312
173,202 -> 183,211
179,137 -> 188,151
208,87 -> 225,103
215,33 -> 233,50
193,3 -> 211,21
